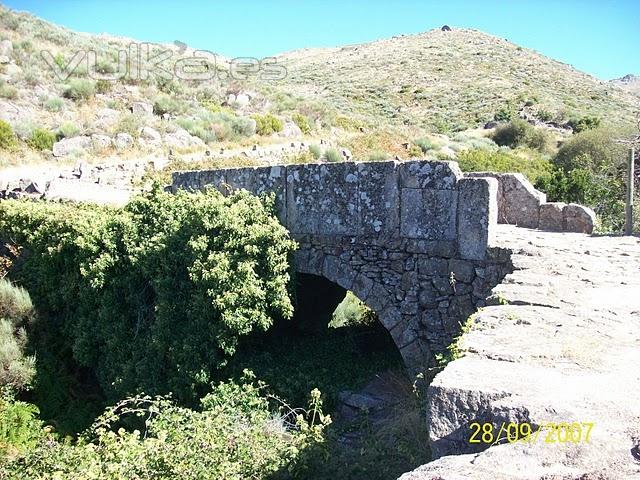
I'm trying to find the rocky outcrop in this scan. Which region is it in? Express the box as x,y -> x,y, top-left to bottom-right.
164,128 -> 205,149
399,226 -> 640,480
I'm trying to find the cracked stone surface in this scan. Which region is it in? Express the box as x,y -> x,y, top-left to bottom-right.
399,225 -> 640,480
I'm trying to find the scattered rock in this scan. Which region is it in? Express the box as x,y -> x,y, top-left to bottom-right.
131,101 -> 153,116
138,126 -> 162,148
164,128 -> 205,148
91,134 -> 112,152
0,39 -> 12,57
278,121 -> 302,138
52,136 -> 92,157
113,132 -> 134,150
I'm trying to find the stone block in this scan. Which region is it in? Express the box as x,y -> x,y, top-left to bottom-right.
539,202 -> 566,232
356,161 -> 399,235
563,203 -> 595,234
400,188 -> 458,240
457,177 -> 498,261
398,160 -> 461,190
286,163 -> 359,235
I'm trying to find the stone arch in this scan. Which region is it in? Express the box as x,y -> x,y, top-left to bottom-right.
294,246 -> 430,372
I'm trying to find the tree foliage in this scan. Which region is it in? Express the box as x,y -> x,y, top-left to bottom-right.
0,188 -> 296,402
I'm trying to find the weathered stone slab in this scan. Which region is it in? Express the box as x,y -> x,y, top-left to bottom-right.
398,160 -> 461,190
563,203 -> 595,234
400,188 -> 458,240
356,161 -> 400,236
456,177 -> 497,261
286,163 -> 359,235
539,202 -> 566,232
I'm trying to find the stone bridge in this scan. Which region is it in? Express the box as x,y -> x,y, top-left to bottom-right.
172,160 -> 519,370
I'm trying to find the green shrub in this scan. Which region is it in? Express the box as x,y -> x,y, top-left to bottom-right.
253,113 -> 283,136
330,292 -> 375,328
309,144 -> 322,160
0,279 -> 36,391
153,94 -> 186,116
57,122 -> 80,139
43,97 -> 64,112
62,78 -> 95,102
491,119 -> 531,147
493,107 -> 514,122
95,79 -> 112,94
0,120 -> 16,150
27,128 -> 56,151
0,391 -> 43,458
367,150 -> 388,161
0,81 -> 17,100
414,138 -> 434,154
0,375 -> 329,478
114,113 -> 142,138
536,109 -> 553,122
491,119 -> 553,153
567,116 -> 601,133
0,188 -> 296,403
293,113 -> 311,135
456,148 -> 553,184
324,148 -> 342,163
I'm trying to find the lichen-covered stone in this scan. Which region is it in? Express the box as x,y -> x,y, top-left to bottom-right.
539,202 -> 566,231
563,203 -> 595,234
457,177 -> 498,260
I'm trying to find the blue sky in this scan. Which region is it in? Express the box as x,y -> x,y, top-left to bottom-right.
3,0 -> 639,79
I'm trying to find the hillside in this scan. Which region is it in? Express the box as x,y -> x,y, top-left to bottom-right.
275,28 -> 640,131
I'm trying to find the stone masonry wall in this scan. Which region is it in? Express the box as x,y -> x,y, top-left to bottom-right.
172,160 -> 512,370
465,172 -> 596,233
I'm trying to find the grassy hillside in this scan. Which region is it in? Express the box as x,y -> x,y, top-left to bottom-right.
275,28 -> 639,131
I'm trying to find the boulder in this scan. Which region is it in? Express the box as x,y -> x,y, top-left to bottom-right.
94,108 -> 120,128
341,148 -> 353,161
164,128 -> 205,149
138,126 -> 162,148
131,101 -> 153,116
113,132 -> 134,150
235,93 -> 250,107
0,55 -> 10,65
563,203 -> 596,234
91,134 -> 112,151
538,202 -> 566,232
52,136 -> 92,157
0,39 -> 12,57
278,121 -> 302,138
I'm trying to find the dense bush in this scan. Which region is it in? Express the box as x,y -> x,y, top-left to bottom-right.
414,138 -> 434,154
153,94 -> 187,116
324,148 -> 342,163
536,126 -> 633,232
292,113 -> 311,135
308,144 -> 322,160
43,97 -> 64,112
57,121 -> 80,139
0,120 -> 16,150
0,374 -> 329,478
456,147 -> 553,183
0,81 -> 18,100
0,188 -> 296,403
62,78 -> 95,102
27,128 -> 56,151
491,119 -> 553,153
567,116 -> 601,133
0,280 -> 35,391
253,113 -> 284,136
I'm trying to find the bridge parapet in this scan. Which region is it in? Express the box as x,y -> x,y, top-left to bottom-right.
172,160 -> 497,261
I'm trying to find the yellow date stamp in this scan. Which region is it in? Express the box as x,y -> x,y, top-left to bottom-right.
469,421 -> 594,445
